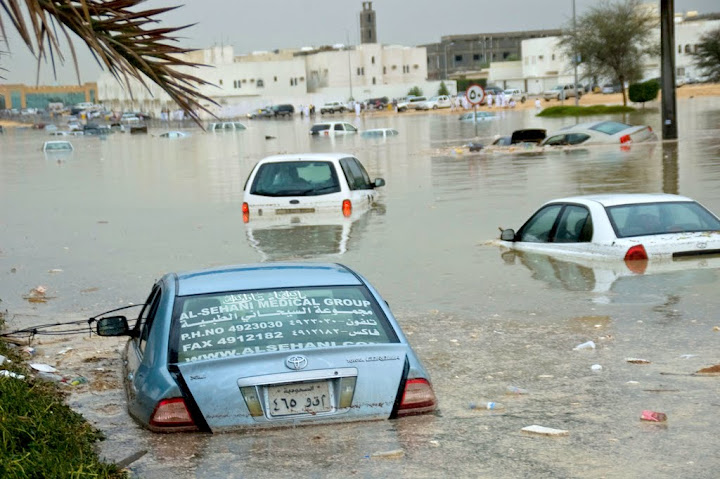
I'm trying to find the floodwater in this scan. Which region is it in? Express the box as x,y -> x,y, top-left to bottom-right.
2,99 -> 720,478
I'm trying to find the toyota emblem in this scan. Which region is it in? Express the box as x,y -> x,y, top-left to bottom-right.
286,355 -> 308,370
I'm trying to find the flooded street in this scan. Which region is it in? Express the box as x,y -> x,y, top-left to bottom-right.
2,99 -> 720,478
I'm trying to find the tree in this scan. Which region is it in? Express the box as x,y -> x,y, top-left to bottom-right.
690,27 -> 720,82
0,0 -> 214,123
560,0 -> 659,106
437,81 -> 449,96
408,86 -> 423,97
628,79 -> 660,108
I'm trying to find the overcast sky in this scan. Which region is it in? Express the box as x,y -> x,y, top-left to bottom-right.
1,0 -> 718,84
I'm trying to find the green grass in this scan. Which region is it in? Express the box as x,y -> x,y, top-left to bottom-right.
0,312 -> 125,478
537,105 -> 636,117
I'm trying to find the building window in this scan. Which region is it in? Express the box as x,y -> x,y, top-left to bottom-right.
392,65 -> 397,70
372,77 -> 376,85
678,45 -> 682,53
371,56 -> 375,64
367,13 -> 371,22
694,44 -> 699,53
455,55 -> 462,62
274,76 -> 278,82
685,44 -> 691,53
368,29 -> 372,41
538,55 -> 544,61
383,66 -> 387,74
219,79 -> 223,85
413,64 -> 418,69
233,80 -> 237,88
473,54 -> 479,61
257,79 -> 264,88
551,54 -> 555,61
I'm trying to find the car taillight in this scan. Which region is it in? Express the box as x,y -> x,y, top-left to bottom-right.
342,199 -> 352,217
242,202 -> 249,214
149,398 -> 196,429
397,378 -> 437,416
624,244 -> 649,274
620,134 -> 631,144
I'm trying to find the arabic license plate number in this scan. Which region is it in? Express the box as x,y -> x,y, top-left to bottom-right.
268,380 -> 332,417
276,208 -> 315,215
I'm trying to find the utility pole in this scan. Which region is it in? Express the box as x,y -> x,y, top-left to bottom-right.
660,0 -> 677,139
573,0 -> 579,107
346,31 -> 353,101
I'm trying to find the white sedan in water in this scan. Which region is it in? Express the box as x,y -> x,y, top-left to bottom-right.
498,193 -> 720,263
541,121 -> 656,146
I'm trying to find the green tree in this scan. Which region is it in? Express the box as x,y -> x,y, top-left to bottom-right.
437,81 -> 449,96
0,0 -> 214,123
408,86 -> 423,97
628,79 -> 660,108
560,0 -> 659,106
690,27 -> 720,82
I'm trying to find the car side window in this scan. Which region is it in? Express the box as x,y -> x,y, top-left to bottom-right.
345,124 -> 357,132
517,205 -> 563,242
567,133 -> 590,145
554,205 -> 592,243
136,286 -> 162,354
544,135 -> 567,146
334,123 -> 344,131
340,158 -> 372,190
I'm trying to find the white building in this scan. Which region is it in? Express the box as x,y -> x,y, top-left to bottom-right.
97,43 -> 452,118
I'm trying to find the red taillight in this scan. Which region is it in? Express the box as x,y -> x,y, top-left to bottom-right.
242,202 -> 249,214
149,398 -> 196,429
647,126 -> 653,132
620,134 -> 631,144
397,378 -> 437,417
342,199 -> 352,217
624,245 -> 649,274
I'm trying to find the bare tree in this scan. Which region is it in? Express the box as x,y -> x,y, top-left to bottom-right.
0,0 -> 215,122
690,27 -> 720,82
560,0 -> 659,106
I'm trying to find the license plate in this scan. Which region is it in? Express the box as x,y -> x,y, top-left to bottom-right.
276,208 -> 315,215
268,380 -> 332,417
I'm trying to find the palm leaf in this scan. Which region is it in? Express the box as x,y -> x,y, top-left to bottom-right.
0,0 -> 216,124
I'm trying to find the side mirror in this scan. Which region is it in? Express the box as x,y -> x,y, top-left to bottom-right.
373,178 -> 386,188
500,229 -> 516,241
96,315 -> 131,336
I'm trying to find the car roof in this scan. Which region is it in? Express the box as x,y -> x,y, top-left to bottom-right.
546,193 -> 694,208
255,152 -> 354,164
174,262 -> 363,296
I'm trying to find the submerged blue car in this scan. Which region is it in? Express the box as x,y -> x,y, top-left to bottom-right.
95,263 -> 437,432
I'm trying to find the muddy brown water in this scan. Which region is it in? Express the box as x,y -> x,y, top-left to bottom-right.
1,100 -> 720,478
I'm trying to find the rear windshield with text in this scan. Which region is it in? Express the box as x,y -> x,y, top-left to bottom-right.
172,286 -> 398,363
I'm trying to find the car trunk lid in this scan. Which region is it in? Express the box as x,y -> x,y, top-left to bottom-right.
174,344 -> 408,431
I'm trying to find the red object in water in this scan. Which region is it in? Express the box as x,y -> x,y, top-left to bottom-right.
640,410 -> 667,422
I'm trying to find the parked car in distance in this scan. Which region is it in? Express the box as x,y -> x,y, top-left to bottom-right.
247,107 -> 274,119
93,262 -> 437,432
320,102 -> 347,114
601,84 -> 623,94
120,112 -> 141,123
366,97 -> 389,110
498,193 -> 720,264
503,89 -> 527,103
405,96 -> 428,110
484,85 -> 504,96
543,84 -> 582,101
310,122 -> 358,136
416,95 -> 452,110
541,121 -> 656,146
242,152 -> 384,218
271,104 -> 295,117
459,111 -> 497,122
207,122 -> 247,131
360,128 -> 399,138
43,140 -> 74,152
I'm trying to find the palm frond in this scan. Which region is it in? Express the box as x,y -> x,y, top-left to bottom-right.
0,0 -> 216,124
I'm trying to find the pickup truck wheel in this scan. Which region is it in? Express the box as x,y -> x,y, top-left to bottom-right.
545,98 -> 551,102
521,97 -> 526,103
432,105 -> 438,110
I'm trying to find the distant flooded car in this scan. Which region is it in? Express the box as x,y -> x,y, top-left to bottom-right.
42,140 -> 74,152
498,193 -> 720,263
310,122 -> 358,136
541,121 -> 656,146
242,153 -> 384,221
360,128 -> 399,138
94,263 -> 437,432
159,131 -> 189,138
459,111 -> 497,122
208,122 -> 247,131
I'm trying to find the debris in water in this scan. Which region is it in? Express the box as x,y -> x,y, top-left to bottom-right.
626,358 -> 651,364
573,340 -> 596,351
506,385 -> 528,395
370,449 -> 405,459
30,363 -> 57,373
0,370 -> 26,380
521,425 -> 569,436
640,410 -> 667,422
24,285 -> 54,302
48,269 -> 63,273
591,364 -> 603,371
696,364 -> 720,374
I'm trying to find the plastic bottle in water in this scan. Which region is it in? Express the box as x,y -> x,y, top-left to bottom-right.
469,401 -> 505,411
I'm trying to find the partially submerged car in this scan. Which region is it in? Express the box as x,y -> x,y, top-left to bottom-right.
360,128 -> 399,138
541,121 -> 656,146
498,193 -> 720,263
159,131 -> 189,138
94,262 -> 437,432
242,153 -> 385,220
42,140 -> 74,152
459,111 -> 497,122
310,122 -> 358,136
208,122 -> 247,131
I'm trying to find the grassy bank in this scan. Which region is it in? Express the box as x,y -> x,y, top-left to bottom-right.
0,313 -> 125,478
537,104 -> 636,117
